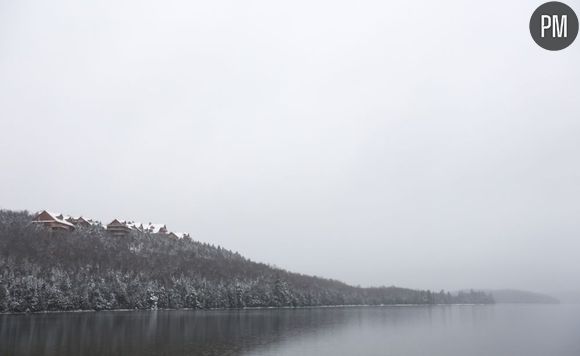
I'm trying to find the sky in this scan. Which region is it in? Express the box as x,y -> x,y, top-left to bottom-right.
1,0 -> 579,294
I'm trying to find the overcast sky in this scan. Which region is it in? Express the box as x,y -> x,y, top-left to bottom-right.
1,0 -> 579,294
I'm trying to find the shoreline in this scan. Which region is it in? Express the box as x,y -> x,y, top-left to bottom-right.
0,303 -> 495,316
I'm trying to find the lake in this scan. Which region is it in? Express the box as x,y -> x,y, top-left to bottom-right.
1,304 -> 579,356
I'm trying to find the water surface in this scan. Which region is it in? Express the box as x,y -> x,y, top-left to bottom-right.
1,305 -> 579,356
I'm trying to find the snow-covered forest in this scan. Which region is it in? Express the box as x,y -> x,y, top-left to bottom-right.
0,210 -> 493,313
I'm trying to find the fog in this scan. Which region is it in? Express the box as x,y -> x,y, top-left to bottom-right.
1,0 -> 579,294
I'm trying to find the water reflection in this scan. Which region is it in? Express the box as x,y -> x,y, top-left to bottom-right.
0,308 -> 353,356
1,305 -> 579,356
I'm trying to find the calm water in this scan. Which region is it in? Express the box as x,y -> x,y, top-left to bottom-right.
1,305 -> 579,356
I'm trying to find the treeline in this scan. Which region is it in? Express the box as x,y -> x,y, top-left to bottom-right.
0,210 -> 492,313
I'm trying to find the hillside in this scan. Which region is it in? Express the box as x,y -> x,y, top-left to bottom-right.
489,289 -> 559,304
0,210 -> 492,312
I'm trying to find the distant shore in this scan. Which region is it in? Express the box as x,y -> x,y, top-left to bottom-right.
0,210 -> 493,313
0,303 -> 504,316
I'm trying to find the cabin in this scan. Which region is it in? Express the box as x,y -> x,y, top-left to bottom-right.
168,232 -> 190,240
106,219 -> 132,236
32,211 -> 75,232
66,216 -> 94,228
107,220 -> 170,236
144,223 -> 168,235
35,210 -> 191,240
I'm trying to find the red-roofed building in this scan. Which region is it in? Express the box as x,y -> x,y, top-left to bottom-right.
32,211 -> 75,232
106,219 -> 132,236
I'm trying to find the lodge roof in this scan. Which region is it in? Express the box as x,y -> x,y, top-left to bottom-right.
33,211 -> 75,228
34,210 -> 191,240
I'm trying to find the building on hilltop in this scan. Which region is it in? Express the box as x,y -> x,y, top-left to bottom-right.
32,211 -> 75,232
106,220 -> 170,236
54,214 -> 99,228
66,216 -> 95,228
32,211 -> 190,240
106,219 -> 132,236
168,232 -> 190,240
144,223 -> 168,234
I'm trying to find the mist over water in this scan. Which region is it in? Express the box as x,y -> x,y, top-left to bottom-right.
1,305 -> 579,356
